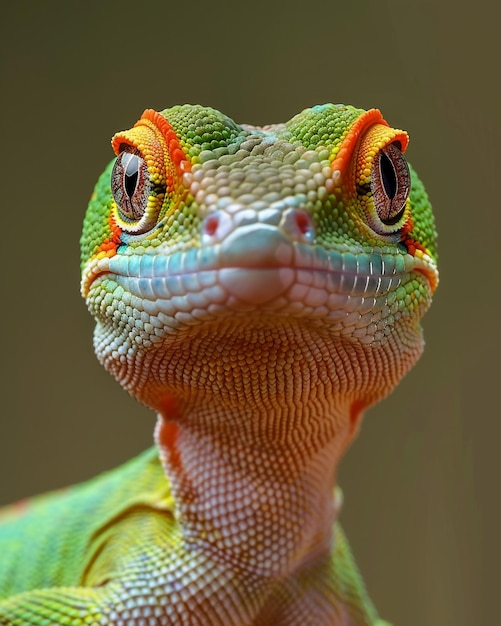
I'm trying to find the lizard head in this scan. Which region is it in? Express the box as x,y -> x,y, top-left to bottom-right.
80,104 -> 438,422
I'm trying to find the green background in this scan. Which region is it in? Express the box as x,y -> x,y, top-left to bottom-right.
0,1 -> 496,624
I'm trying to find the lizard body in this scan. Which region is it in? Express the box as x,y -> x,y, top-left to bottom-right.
0,103 -> 438,625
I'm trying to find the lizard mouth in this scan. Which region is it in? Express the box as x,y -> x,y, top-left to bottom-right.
82,230 -> 437,351
82,223 -> 438,303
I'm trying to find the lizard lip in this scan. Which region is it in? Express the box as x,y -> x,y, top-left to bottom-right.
82,249 -> 436,304
82,224 -> 438,301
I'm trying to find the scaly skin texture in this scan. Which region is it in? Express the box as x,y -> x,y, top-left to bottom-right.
0,103 -> 438,625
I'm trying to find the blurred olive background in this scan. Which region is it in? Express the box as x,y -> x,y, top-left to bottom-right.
0,1 -> 496,624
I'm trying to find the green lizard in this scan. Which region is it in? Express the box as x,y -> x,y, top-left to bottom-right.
0,103 -> 438,625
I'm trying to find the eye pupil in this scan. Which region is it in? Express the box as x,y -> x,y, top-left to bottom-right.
123,154 -> 140,199
380,150 -> 397,200
369,142 -> 411,229
111,150 -> 151,226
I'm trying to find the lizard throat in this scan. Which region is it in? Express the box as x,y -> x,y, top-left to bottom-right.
130,315 -> 423,580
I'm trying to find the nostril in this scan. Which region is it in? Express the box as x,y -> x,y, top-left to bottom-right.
201,211 -> 234,244
294,211 -> 312,235
281,209 -> 315,242
204,215 -> 220,236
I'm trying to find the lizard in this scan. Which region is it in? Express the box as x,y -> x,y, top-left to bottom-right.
0,103 -> 438,626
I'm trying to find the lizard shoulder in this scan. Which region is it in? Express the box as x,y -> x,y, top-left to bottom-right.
0,447 -> 173,596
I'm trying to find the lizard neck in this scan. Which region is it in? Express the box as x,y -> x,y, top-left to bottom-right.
129,316 -> 419,580
154,391 -> 352,579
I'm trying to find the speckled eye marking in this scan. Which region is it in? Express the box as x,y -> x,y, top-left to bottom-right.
371,143 -> 410,224
344,118 -> 411,238
111,150 -> 151,223
108,109 -> 191,235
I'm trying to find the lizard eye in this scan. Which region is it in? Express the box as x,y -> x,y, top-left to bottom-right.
111,150 -> 151,223
370,143 -> 410,226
